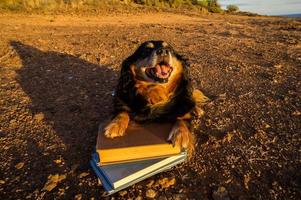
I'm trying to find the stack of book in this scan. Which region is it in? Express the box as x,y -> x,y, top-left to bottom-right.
90,122 -> 186,195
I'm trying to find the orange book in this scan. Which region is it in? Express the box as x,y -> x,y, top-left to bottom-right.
96,122 -> 181,166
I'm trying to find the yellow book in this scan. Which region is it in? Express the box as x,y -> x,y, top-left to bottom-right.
97,122 -> 181,166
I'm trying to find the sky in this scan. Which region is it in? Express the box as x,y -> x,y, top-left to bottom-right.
219,0 -> 301,15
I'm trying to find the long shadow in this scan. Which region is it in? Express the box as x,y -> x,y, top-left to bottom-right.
11,41 -> 116,180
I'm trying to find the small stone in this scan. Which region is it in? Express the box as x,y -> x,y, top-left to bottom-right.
157,177 -> 176,188
57,188 -> 65,196
146,179 -> 155,188
9,119 -> 17,128
10,119 -> 17,124
134,195 -> 143,200
274,64 -> 282,69
97,179 -> 102,186
244,173 -> 251,189
212,186 -> 230,200
74,194 -> 82,200
15,162 -> 24,169
173,194 -> 186,200
79,172 -> 89,178
225,179 -> 232,184
223,132 -> 234,143
42,174 -> 66,192
157,195 -> 168,200
34,113 -> 44,121
0,180 -> 5,184
53,159 -> 62,164
146,189 -> 157,198
118,190 -> 127,197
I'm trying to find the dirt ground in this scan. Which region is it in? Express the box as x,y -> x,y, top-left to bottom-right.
0,12 -> 300,200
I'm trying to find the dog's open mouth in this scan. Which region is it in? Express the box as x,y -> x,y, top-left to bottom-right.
145,62 -> 173,83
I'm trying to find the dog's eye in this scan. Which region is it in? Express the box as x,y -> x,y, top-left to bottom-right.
145,42 -> 154,49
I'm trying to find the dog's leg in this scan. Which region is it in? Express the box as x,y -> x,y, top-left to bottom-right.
166,90 -> 207,155
167,119 -> 195,155
103,112 -> 130,138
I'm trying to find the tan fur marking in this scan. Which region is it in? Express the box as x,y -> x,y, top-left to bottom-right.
178,112 -> 192,120
162,42 -> 168,47
146,42 -> 155,48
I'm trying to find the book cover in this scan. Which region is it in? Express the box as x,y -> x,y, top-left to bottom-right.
97,122 -> 181,165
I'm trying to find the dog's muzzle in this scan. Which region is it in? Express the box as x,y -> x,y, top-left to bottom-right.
145,48 -> 174,83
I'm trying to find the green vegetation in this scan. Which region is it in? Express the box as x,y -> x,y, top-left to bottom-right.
226,4 -> 239,13
0,0 -> 224,13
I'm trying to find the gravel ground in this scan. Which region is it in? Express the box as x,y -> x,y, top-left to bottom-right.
0,12 -> 300,199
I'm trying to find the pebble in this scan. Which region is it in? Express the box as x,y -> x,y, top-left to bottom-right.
146,179 -> 155,188
146,189 -> 157,198
212,186 -> 230,200
118,190 -> 127,197
157,177 -> 176,188
79,172 -> 89,178
134,196 -> 143,200
42,174 -> 66,192
74,194 -> 82,200
15,162 -> 24,169
34,113 -> 44,121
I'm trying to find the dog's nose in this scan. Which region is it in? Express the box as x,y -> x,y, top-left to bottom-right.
156,48 -> 169,56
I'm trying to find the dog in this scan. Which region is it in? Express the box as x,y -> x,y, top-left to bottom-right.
101,40 -> 208,154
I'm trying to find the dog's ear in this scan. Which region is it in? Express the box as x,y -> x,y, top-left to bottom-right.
174,52 -> 194,94
117,58 -> 134,92
113,56 -> 136,114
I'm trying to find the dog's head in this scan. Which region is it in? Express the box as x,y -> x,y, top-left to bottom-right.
126,40 -> 184,84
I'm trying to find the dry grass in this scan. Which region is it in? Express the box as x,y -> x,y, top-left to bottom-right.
0,0 -> 127,11
0,0 -> 222,13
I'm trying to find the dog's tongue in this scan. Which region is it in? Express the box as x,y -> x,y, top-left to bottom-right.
155,64 -> 170,77
155,64 -> 162,74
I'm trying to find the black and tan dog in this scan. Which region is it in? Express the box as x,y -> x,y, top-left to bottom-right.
102,40 -> 208,154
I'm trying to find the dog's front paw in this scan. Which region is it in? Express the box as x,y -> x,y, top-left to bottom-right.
167,120 -> 195,153
104,112 -> 130,138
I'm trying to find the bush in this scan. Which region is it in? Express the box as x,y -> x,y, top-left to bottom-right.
193,0 -> 208,7
226,4 -> 239,12
209,5 -> 223,13
0,0 -> 23,10
206,0 -> 223,13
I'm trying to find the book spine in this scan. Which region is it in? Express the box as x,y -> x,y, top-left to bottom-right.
90,153 -> 115,189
